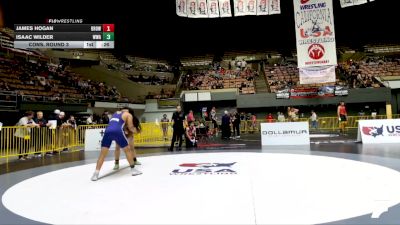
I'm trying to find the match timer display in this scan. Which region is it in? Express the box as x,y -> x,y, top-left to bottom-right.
14,24 -> 115,49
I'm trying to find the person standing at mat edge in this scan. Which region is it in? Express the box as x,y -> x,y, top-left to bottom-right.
337,101 -> 348,134
91,109 -> 142,181
169,106 -> 185,151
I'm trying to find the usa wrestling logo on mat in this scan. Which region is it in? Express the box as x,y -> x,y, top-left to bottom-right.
170,163 -> 237,175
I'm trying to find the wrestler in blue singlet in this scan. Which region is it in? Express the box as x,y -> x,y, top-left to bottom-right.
101,112 -> 129,148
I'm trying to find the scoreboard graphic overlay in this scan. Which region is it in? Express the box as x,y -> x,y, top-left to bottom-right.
14,24 -> 115,49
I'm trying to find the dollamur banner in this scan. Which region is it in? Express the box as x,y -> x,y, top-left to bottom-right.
293,0 -> 337,68
299,65 -> 336,84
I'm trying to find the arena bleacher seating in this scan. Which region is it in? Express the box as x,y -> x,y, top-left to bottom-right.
0,57 -> 137,103
183,68 -> 256,94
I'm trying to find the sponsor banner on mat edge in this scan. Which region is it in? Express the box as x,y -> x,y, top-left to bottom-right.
357,119 -> 400,144
261,122 -> 310,146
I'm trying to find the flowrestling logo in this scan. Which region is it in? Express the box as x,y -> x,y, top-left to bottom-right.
362,125 -> 400,138
170,162 -> 237,175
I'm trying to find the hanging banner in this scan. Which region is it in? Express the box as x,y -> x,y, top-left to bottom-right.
246,0 -> 257,15
269,0 -> 281,15
196,0 -> 209,18
219,0 -> 232,17
293,0 -> 337,68
299,65 -> 336,84
340,0 -> 354,7
275,85 -> 348,99
257,0 -> 269,15
234,0 -> 258,16
353,0 -> 368,5
234,0 -> 247,16
187,0 -> 198,17
340,0 -> 368,7
176,0 -> 188,17
208,0 -> 220,18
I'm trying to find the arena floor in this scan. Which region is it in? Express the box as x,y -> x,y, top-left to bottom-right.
1,135 -> 400,225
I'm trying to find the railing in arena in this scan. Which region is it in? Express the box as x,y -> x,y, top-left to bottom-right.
0,115 -> 399,161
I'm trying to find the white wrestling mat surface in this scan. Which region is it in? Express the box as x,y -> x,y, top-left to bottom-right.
3,152 -> 400,224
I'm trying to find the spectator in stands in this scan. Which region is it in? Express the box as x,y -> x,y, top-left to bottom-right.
266,113 -> 274,123
232,111 -> 241,139
34,111 -> 53,156
14,111 -> 39,160
277,112 -> 285,122
161,114 -> 170,140
310,110 -> 318,130
337,101 -> 348,134
250,113 -> 257,133
48,109 -> 60,121
169,106 -> 185,151
371,109 -> 378,119
67,115 -> 77,129
57,112 -> 67,127
288,107 -> 299,122
185,121 -> 197,148
101,111 -> 110,124
187,110 -> 195,124
86,115 -> 94,125
0,81 -> 11,91
221,111 -> 231,140
210,107 -> 218,136
34,111 -> 50,128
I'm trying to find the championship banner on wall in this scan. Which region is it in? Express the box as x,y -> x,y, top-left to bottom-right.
299,65 -> 336,84
275,85 -> 348,99
233,0 -> 246,16
208,0 -> 220,18
246,0 -> 257,15
196,0 -> 209,18
357,119 -> 400,144
269,0 -> 281,15
257,0 -> 269,15
176,0 -> 188,17
293,0 -> 337,68
234,0 -> 277,16
340,0 -> 368,8
187,0 -> 198,17
219,0 -> 232,17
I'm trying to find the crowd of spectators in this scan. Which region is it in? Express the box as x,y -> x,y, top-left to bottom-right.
0,57 -> 138,103
128,74 -> 170,85
338,58 -> 400,89
266,57 -> 400,93
145,88 -> 176,99
182,67 -> 256,94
